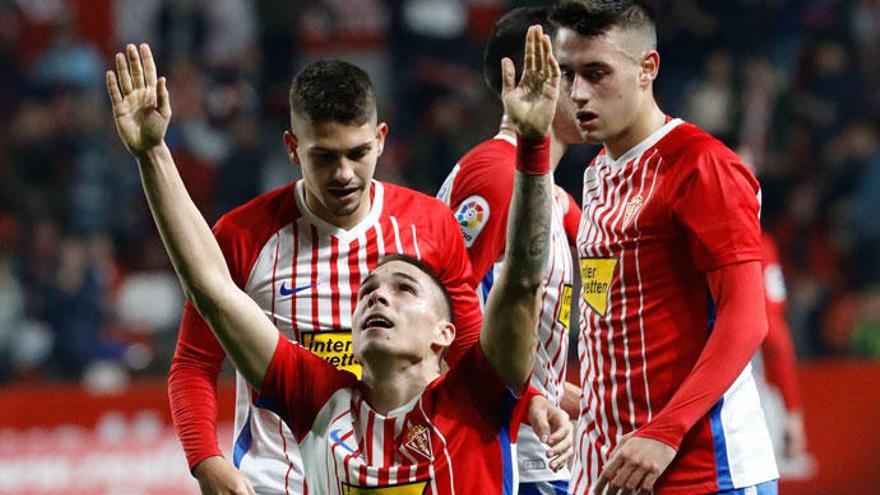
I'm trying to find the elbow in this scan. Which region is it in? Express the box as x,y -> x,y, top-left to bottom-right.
507,272 -> 545,295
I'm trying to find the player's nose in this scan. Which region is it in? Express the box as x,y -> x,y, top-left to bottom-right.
333,159 -> 356,184
570,74 -> 591,106
367,286 -> 390,307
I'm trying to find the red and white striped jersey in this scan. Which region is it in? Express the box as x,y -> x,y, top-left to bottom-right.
571,119 -> 777,494
168,180 -> 482,494
260,336 -> 528,494
437,134 -> 577,483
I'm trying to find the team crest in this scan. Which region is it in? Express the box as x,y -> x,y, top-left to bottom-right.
454,195 -> 490,247
404,424 -> 432,460
623,193 -> 643,227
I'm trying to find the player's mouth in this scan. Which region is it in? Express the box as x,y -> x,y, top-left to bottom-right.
362,313 -> 395,332
327,186 -> 360,201
576,111 -> 599,129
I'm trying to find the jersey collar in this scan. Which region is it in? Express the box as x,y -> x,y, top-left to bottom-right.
603,117 -> 683,172
294,179 -> 385,242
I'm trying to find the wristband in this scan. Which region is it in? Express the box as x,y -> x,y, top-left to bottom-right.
515,133 -> 551,175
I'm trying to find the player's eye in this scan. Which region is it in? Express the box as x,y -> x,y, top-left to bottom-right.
313,152 -> 335,163
399,283 -> 416,295
561,67 -> 574,83
586,68 -> 607,83
357,284 -> 375,300
352,149 -> 370,160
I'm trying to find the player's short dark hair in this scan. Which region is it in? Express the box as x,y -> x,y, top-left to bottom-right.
289,59 -> 376,127
550,0 -> 656,43
484,7 -> 554,97
376,254 -> 454,324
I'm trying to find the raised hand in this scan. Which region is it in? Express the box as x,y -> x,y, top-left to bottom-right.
106,43 -> 171,157
501,25 -> 561,139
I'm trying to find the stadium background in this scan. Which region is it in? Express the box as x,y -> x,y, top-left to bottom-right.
0,0 -> 878,493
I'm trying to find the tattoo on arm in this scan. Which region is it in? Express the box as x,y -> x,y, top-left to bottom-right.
506,171 -> 551,284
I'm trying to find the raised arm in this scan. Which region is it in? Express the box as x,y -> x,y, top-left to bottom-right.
107,43 -> 276,388
480,26 -> 558,389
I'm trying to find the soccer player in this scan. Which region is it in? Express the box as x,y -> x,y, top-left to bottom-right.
550,1 -> 779,494
162,58 -> 480,492
758,232 -> 806,463
436,7 -> 582,493
107,27 -> 561,491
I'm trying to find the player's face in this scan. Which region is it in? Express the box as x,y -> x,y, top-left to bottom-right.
555,27 -> 652,146
284,119 -> 388,228
351,261 -> 454,368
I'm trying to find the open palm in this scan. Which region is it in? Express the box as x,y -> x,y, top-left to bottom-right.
501,25 -> 561,139
106,43 -> 171,157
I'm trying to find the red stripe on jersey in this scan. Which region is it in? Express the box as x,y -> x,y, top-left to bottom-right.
279,418 -> 291,495
330,236 -> 341,329
271,233 -> 280,327
310,225 -> 320,330
291,222 -> 300,341
348,237 -> 361,315
365,410 -> 375,464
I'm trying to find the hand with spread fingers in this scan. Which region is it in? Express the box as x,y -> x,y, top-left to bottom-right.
106,43 -> 171,158
593,433 -> 677,495
501,24 -> 561,139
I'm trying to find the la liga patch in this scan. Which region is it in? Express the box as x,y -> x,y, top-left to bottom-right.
454,195 -> 490,247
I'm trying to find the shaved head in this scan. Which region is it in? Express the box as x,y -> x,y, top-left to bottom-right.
551,0 -> 657,57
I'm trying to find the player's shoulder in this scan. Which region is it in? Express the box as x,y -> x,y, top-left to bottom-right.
457,135 -> 517,173
381,181 -> 454,218
658,121 -> 741,169
213,182 -> 299,239
449,136 -> 517,203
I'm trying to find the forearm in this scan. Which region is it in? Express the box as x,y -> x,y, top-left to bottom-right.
502,139 -> 552,290
136,143 -> 275,386
168,304 -> 227,470
136,143 -> 231,307
482,135 -> 552,388
635,261 -> 768,448
562,381 -> 582,419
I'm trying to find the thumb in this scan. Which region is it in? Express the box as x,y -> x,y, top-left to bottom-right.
530,401 -> 551,443
501,57 -> 516,97
157,76 -> 171,116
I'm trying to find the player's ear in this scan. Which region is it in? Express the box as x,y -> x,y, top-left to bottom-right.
283,130 -> 301,165
639,51 -> 660,86
433,320 -> 455,352
375,122 -> 388,156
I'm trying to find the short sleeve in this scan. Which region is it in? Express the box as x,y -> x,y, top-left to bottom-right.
259,335 -> 357,440
445,140 -> 517,281
668,149 -> 762,272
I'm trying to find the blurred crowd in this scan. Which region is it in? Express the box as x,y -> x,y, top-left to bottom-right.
0,0 -> 878,386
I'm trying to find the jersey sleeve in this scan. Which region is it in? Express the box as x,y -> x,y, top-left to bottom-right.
667,146 -> 763,272
561,190 -> 581,246
167,213 -> 258,470
259,334 -> 356,441
445,142 -> 516,282
437,209 -> 484,366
